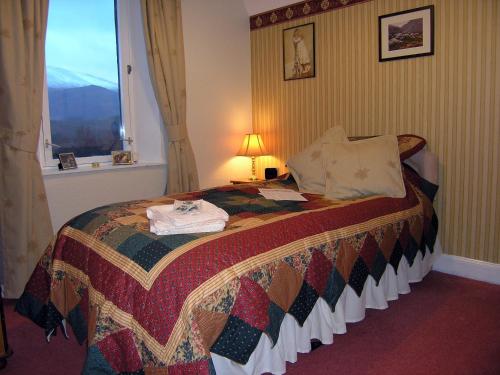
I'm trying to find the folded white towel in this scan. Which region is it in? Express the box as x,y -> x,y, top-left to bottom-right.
150,220 -> 226,235
147,199 -> 229,235
147,200 -> 228,226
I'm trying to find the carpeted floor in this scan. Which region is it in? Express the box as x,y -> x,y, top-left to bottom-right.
2,271 -> 499,374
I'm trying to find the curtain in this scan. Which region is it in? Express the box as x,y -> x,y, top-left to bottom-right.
141,0 -> 199,194
0,0 -> 53,298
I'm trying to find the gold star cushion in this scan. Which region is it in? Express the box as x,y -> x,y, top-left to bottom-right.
323,135 -> 406,200
286,126 -> 348,194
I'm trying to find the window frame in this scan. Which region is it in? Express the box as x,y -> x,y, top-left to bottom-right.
39,0 -> 135,168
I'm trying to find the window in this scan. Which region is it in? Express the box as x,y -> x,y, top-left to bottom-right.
41,0 -> 132,166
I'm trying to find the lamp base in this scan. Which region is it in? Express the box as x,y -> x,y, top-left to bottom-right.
250,156 -> 257,181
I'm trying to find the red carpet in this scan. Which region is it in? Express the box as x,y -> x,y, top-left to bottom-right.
2,271 -> 500,374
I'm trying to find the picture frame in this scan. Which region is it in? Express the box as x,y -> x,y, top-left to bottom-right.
112,150 -> 133,165
58,152 -> 77,170
379,5 -> 434,62
283,23 -> 315,81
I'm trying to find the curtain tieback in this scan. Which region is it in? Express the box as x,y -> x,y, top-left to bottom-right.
166,126 -> 187,142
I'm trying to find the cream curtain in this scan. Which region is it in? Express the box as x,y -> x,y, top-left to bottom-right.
0,0 -> 53,298
141,0 -> 199,194
141,0 -> 198,193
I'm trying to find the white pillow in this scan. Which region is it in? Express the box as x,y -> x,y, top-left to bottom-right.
287,126 -> 348,194
323,135 -> 406,200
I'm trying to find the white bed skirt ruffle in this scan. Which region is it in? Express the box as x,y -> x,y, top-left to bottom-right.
211,247 -> 437,375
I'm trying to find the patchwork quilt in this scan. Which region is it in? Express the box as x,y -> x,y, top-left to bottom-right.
16,166 -> 438,375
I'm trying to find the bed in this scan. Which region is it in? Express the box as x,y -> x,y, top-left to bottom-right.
16,135 -> 439,374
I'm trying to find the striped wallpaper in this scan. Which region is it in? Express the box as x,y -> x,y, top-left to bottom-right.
250,0 -> 499,263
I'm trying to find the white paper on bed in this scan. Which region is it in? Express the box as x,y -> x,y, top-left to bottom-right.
258,188 -> 308,201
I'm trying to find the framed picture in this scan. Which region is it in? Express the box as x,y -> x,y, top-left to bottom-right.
283,23 -> 315,81
112,150 -> 133,165
58,152 -> 77,170
379,5 -> 434,62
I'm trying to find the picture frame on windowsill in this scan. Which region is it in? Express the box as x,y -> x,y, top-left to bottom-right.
58,152 -> 77,170
112,150 -> 133,165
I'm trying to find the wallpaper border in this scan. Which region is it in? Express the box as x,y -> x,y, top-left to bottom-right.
250,0 -> 373,30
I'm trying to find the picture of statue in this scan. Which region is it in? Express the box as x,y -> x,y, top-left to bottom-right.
283,23 -> 315,80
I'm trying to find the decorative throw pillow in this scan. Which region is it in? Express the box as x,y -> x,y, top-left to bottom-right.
324,135 -> 406,200
348,135 -> 427,161
397,134 -> 426,160
287,126 -> 348,194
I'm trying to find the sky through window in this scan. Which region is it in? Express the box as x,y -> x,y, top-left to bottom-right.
46,0 -> 119,86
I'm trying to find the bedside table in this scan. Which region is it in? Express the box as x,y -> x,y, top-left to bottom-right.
230,178 -> 264,184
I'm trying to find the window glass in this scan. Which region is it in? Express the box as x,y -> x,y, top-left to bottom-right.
45,0 -> 123,159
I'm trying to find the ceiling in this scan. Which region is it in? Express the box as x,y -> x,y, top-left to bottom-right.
243,0 -> 300,16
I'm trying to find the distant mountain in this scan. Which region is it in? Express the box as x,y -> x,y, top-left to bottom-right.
388,18 -> 423,36
388,24 -> 402,36
50,114 -> 122,158
46,66 -> 118,91
48,84 -> 120,121
48,84 -> 122,157
402,18 -> 423,34
46,66 -> 123,157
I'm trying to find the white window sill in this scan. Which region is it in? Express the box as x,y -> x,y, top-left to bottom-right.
42,161 -> 166,177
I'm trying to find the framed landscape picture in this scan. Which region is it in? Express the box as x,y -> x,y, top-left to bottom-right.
379,5 -> 434,62
283,23 -> 315,81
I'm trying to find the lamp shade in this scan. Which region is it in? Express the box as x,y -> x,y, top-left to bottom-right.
237,134 -> 267,157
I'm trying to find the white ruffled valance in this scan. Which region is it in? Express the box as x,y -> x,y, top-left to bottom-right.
212,245 -> 437,375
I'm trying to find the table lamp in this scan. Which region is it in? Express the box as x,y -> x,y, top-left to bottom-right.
237,133 -> 267,180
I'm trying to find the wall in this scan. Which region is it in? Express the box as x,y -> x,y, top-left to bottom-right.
182,0 -> 253,189
250,0 -> 500,263
44,165 -> 166,230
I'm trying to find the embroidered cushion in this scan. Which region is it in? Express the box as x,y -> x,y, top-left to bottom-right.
324,135 -> 406,200
348,134 -> 427,161
287,126 -> 348,194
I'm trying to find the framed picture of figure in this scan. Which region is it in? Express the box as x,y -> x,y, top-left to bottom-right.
283,23 -> 315,81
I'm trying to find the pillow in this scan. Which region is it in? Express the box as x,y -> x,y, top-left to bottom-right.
348,134 -> 427,161
324,135 -> 406,200
397,134 -> 426,160
287,126 -> 348,194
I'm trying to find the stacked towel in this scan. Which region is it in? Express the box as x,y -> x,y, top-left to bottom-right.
146,199 -> 229,235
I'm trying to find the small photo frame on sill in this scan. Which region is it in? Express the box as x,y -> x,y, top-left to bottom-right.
379,5 -> 434,62
58,152 -> 77,170
112,150 -> 133,165
283,23 -> 315,81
